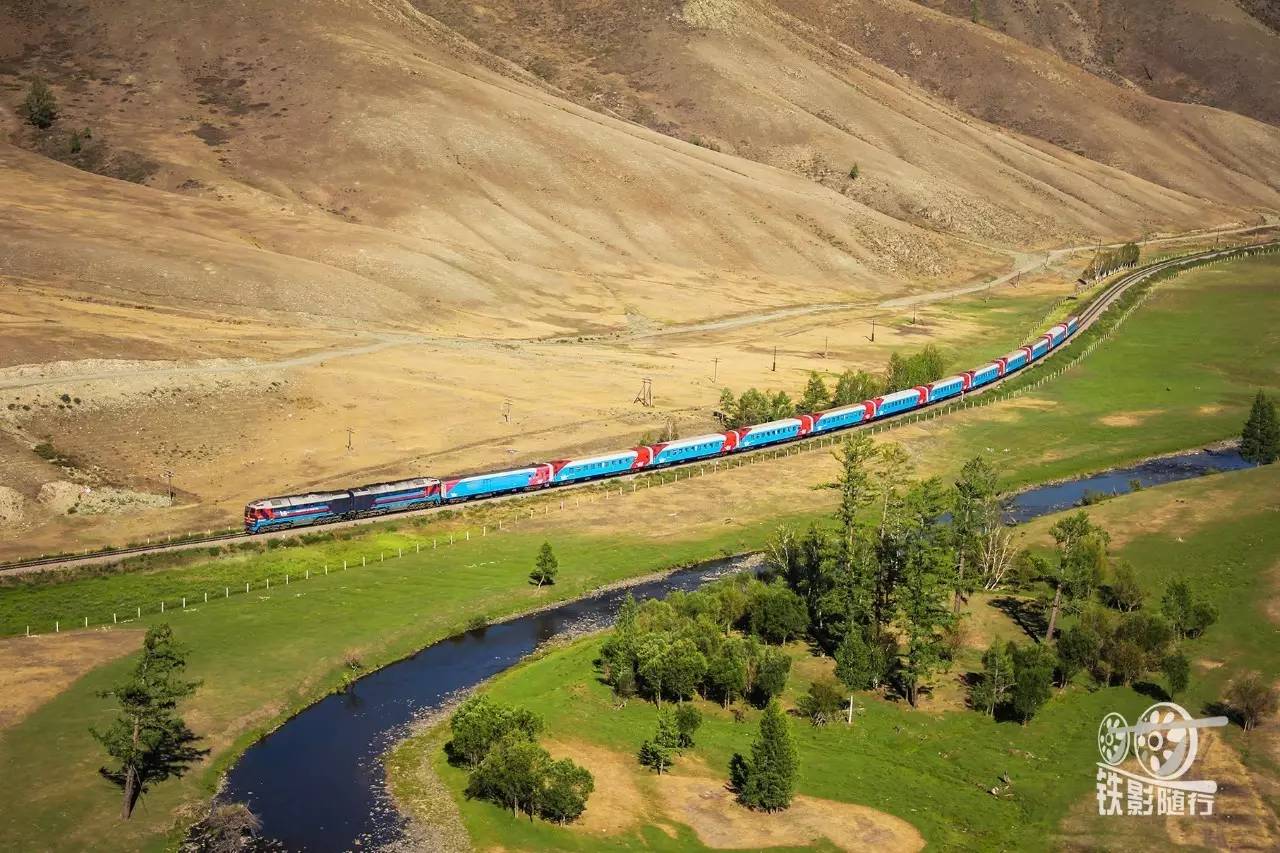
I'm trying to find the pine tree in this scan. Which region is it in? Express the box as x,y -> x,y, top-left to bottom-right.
737,700 -> 798,811
90,624 -> 204,819
1241,391 -> 1279,464
530,542 -> 558,587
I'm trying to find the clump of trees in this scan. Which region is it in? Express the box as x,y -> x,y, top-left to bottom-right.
730,700 -> 798,811
530,542 -> 558,587
717,344 -> 948,427
91,624 -> 206,819
598,579 -> 800,709
22,78 -> 58,129
1080,243 -> 1140,282
1241,390 -> 1279,465
448,695 -> 594,823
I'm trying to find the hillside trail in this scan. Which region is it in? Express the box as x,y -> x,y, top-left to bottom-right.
3,218 -> 1273,393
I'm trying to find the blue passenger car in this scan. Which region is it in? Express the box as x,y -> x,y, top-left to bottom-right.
875,388 -> 924,418
652,434 -> 728,466
551,451 -> 638,484
737,418 -> 802,450
812,403 -> 871,434
970,362 -> 1001,389
441,466 -> 549,501
927,375 -> 965,403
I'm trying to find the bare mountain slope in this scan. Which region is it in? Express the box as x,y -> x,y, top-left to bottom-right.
1,1 -> 1276,334
921,0 -> 1280,127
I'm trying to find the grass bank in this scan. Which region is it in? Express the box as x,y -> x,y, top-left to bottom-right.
394,462 -> 1280,851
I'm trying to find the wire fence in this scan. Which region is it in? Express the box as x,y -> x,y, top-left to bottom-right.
16,241 -> 1279,638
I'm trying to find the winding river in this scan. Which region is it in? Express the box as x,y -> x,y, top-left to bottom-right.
222,444 -> 1250,850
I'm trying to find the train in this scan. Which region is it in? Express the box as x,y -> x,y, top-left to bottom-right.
243,316 -> 1079,533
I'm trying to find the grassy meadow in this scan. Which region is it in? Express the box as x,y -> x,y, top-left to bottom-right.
394,462 -> 1280,852
0,250 -> 1277,850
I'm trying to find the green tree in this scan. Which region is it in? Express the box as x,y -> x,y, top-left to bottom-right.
530,541 -> 558,587
1045,512 -> 1109,641
1009,643 -> 1055,723
770,390 -> 795,420
1108,561 -> 1145,612
1161,652 -> 1191,697
539,758 -> 594,824
448,695 -> 544,767
832,369 -> 880,405
1161,579 -> 1218,640
887,478 -> 955,706
674,704 -> 703,747
638,739 -> 674,775
706,639 -> 750,707
796,677 -> 845,726
21,78 -> 58,129
834,628 -> 879,691
798,372 -> 830,412
466,734 -> 550,818
1241,391 -> 1279,464
951,456 -> 1000,613
746,583 -> 809,644
718,387 -> 739,427
753,647 -> 791,704
1226,672 -> 1279,731
1056,624 -> 1102,686
737,700 -> 798,811
90,624 -> 204,819
970,641 -> 1014,716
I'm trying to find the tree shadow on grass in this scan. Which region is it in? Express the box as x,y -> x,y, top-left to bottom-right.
989,595 -> 1048,642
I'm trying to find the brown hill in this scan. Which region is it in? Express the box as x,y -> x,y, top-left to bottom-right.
1,0 -> 1279,555
921,0 -> 1280,127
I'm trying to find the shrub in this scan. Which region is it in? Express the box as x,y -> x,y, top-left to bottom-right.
21,79 -> 58,129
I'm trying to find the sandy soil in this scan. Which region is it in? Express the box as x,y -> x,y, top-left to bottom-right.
0,629 -> 140,729
544,738 -> 924,851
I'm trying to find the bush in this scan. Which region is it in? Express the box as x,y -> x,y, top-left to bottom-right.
796,677 -> 845,725
21,79 -> 58,129
1226,672 -> 1279,731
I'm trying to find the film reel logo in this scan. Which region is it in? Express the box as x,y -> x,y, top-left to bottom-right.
1095,702 -> 1227,816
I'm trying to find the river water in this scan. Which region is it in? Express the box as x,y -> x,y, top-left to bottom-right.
222,445 -> 1249,850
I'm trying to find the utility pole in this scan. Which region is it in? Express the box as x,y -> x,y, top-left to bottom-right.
823,336 -> 829,358
634,378 -> 653,407
771,345 -> 777,372
345,427 -> 355,453
713,357 -> 719,383
501,400 -> 512,424
163,469 -> 174,503
870,319 -> 876,342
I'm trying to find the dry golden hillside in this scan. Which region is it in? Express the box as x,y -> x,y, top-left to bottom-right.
0,0 -> 1277,555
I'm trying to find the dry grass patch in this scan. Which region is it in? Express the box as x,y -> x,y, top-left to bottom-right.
0,628 -> 140,729
657,770 -> 925,853
1097,410 -> 1162,428
543,739 -> 650,837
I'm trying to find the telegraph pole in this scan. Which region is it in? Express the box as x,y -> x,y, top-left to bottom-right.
345,427 -> 355,453
771,346 -> 777,372
163,469 -> 174,503
713,357 -> 719,383
501,400 -> 512,423
870,319 -> 876,342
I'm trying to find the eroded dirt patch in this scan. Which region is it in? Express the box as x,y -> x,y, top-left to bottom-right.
545,739 -> 651,836
0,629 -> 140,729
657,771 -> 924,852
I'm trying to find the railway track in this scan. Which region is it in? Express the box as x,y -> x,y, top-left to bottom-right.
2,241 -> 1271,575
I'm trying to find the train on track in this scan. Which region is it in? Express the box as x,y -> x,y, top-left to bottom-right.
243,316 -> 1079,533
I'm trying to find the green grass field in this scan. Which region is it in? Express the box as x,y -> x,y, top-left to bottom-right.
1,251 -> 1277,850
395,462 -> 1280,852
